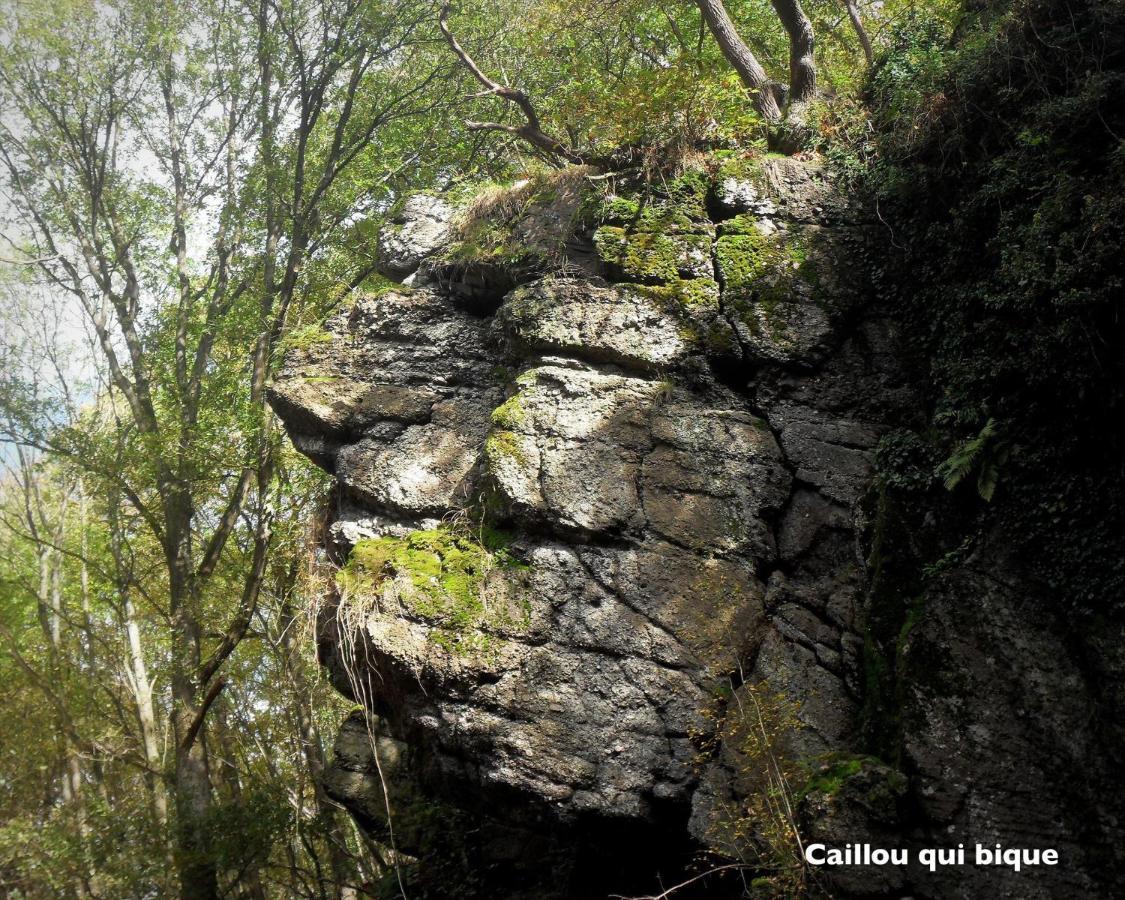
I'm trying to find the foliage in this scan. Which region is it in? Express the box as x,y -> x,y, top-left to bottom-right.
868,8 -> 961,139
0,0 -> 441,891
935,418 -> 1009,501
0,442 -> 362,897
436,0 -> 899,169
874,430 -> 940,493
861,0 -> 1125,608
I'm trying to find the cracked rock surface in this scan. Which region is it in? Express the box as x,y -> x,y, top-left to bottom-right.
271,154 -> 889,847
268,157 -> 1120,898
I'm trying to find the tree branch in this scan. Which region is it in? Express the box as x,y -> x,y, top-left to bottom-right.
178,676 -> 226,752
197,493 -> 273,688
195,466 -> 255,582
439,4 -> 583,164
843,0 -> 874,66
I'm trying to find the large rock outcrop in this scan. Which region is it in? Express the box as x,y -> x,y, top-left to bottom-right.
267,156 -> 1123,898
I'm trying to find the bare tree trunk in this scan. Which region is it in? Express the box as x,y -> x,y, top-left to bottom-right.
172,667 -> 217,900
76,482 -> 96,672
172,641 -> 218,898
696,0 -> 785,123
123,593 -> 170,831
107,487 -> 173,853
844,0 -> 874,66
73,485 -> 111,808
48,536 -> 93,897
164,487 -> 219,900
771,0 -> 817,103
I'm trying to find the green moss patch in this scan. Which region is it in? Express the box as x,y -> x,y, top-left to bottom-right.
799,754 -> 872,799
713,153 -> 771,185
715,219 -> 819,311
630,277 -> 720,310
337,526 -> 531,654
594,226 -> 711,284
665,168 -> 710,219
280,323 -> 334,354
595,227 -> 678,282
798,753 -> 907,810
489,395 -> 526,430
484,430 -> 527,467
588,166 -> 711,231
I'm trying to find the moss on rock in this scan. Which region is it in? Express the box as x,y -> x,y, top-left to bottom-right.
714,153 -> 766,184
629,277 -> 721,310
622,278 -> 740,358
489,395 -> 526,430
484,430 -> 528,467
716,220 -> 811,292
337,526 -> 530,654
588,166 -> 711,231
799,753 -> 889,800
594,226 -> 713,284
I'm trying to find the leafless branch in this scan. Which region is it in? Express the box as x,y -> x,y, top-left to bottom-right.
439,4 -> 583,165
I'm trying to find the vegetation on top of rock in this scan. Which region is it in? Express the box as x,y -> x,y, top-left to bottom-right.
278,323 -> 335,354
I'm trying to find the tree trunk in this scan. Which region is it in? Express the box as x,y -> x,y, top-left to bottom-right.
696,0 -> 785,123
123,593 -> 171,833
173,735 -> 216,900
844,0 -> 874,67
108,487 -> 173,844
771,0 -> 817,103
172,663 -> 217,900
166,491 -> 219,900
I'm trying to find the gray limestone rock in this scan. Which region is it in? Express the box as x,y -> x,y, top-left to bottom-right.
269,154 -> 882,870
495,277 -> 690,371
265,154 -> 1116,899
376,194 -> 454,278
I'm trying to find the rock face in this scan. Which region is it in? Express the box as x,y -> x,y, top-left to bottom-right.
268,158 -> 1124,898
376,194 -> 455,278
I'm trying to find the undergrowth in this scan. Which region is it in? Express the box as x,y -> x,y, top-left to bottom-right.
827,0 -> 1125,612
